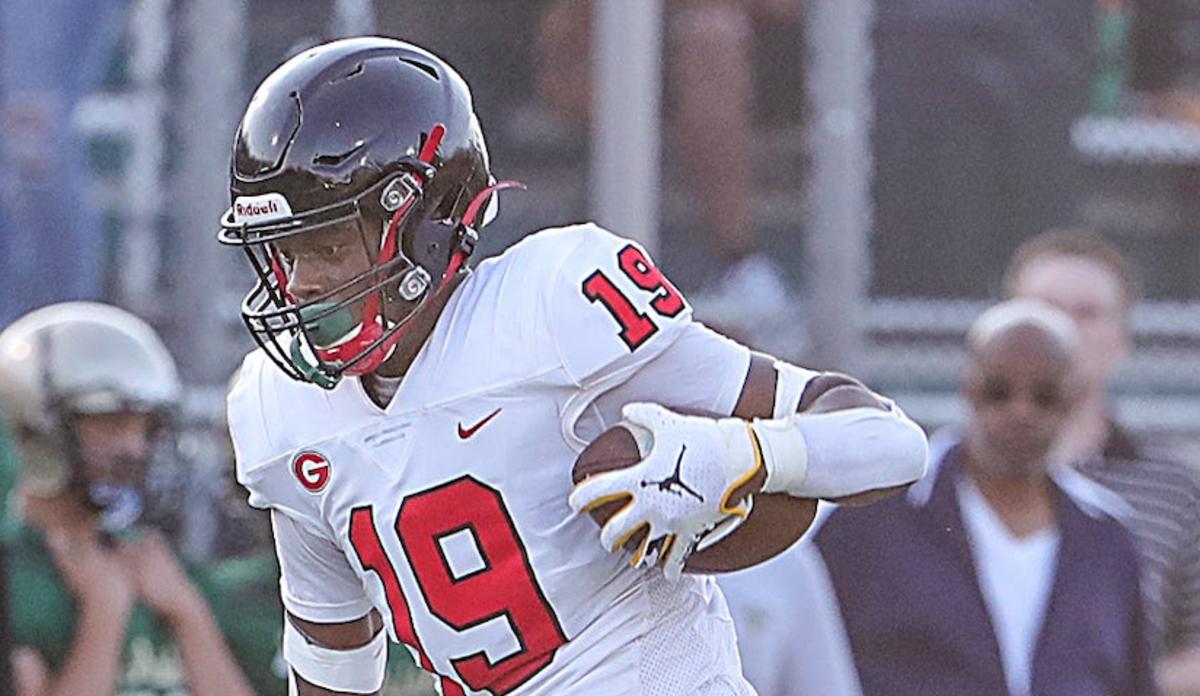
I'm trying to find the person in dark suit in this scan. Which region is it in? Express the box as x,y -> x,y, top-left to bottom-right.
817,298 -> 1156,696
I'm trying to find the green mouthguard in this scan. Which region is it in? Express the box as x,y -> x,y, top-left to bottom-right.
299,302 -> 358,348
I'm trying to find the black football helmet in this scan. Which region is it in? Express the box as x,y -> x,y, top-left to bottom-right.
218,37 -> 516,388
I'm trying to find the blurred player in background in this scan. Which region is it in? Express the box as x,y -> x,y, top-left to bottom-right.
0,406 -> 18,693
219,37 -> 927,695
0,302 -> 285,696
1006,228 -> 1200,694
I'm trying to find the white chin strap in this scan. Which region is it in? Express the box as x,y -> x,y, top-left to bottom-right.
480,176 -> 501,226
284,616 -> 387,694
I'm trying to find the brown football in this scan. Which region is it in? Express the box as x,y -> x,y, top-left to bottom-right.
571,387 -> 878,557
572,425 -> 646,550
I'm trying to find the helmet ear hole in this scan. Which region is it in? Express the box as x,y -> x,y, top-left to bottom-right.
403,216 -> 459,274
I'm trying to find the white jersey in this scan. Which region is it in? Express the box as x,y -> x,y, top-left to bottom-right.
228,224 -> 756,695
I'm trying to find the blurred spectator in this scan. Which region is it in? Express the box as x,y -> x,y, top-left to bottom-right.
818,299 -> 1155,696
0,303 -> 279,696
532,0 -> 802,325
1006,228 -> 1200,695
871,0 -> 1095,297
1128,0 -> 1200,121
0,1 -> 122,325
718,532 -> 863,696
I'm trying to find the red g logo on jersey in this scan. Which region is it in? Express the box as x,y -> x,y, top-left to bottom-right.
292,451 -> 330,493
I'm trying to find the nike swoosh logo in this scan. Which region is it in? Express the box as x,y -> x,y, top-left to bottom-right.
457,408 -> 502,440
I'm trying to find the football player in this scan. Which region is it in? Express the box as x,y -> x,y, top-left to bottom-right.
219,37 -> 928,696
0,303 -> 282,696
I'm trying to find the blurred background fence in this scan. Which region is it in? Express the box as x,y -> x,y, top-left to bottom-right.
5,0 -> 1200,554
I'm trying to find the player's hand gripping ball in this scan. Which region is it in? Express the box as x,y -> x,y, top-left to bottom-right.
569,403 -> 762,581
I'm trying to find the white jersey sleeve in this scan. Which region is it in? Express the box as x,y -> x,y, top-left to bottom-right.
581,323 -> 752,441
271,510 -> 376,623
536,224 -> 760,447
227,351 -> 312,516
546,224 -> 698,387
228,351 -> 373,623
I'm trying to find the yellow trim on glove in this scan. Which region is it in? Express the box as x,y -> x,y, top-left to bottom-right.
718,423 -> 765,517
615,521 -> 650,555
576,490 -> 632,514
658,534 -> 678,565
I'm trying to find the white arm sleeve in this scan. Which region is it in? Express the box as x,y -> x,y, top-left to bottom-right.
271,510 -> 375,624
755,404 -> 929,498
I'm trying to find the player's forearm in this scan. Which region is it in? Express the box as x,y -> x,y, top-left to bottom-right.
166,596 -> 256,696
45,600 -> 131,696
740,360 -> 928,502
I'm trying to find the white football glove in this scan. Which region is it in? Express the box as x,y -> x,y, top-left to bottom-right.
568,403 -> 764,581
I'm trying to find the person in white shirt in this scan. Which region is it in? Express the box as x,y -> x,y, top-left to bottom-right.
818,299 -> 1155,696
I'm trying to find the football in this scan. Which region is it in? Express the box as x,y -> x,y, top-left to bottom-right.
572,425 -> 645,550
571,387 -> 881,558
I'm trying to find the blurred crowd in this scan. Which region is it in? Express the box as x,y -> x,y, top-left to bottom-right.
2,0 -> 1200,694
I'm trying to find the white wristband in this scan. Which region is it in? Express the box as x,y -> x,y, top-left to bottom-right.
753,416 -> 810,494
284,616 -> 388,694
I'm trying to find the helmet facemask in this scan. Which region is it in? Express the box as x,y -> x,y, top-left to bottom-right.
66,409 -> 166,535
220,38 -> 525,388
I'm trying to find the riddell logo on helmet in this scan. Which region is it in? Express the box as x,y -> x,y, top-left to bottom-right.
292,450 -> 331,493
232,192 -> 294,224
236,200 -> 279,218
